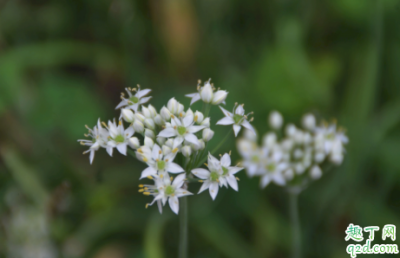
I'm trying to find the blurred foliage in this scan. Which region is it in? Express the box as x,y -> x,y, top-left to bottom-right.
0,0 -> 399,257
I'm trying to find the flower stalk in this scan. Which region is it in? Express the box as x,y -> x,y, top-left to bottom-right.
289,190 -> 301,258
179,194 -> 188,258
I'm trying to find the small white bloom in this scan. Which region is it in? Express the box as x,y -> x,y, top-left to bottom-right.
144,129 -> 155,139
78,119 -> 109,164
148,104 -> 157,117
217,104 -> 255,137
167,98 -> 179,114
106,120 -> 135,156
144,118 -> 156,130
211,90 -> 228,105
285,124 -> 297,137
200,117 -> 210,128
158,114 -> 205,148
160,106 -> 172,121
262,133 -> 277,148
139,144 -> 183,179
181,146 -> 192,158
144,173 -> 193,214
194,111 -> 204,124
202,128 -> 214,142
269,111 -> 283,130
154,114 -> 163,126
133,120 -> 144,133
302,113 -> 316,131
116,87 -> 152,112
191,153 -> 243,200
237,138 -> 265,177
186,80 -> 228,105
314,123 -> 348,155
259,150 -> 288,188
144,136 -> 154,148
142,106 -> 152,118
185,108 -> 194,118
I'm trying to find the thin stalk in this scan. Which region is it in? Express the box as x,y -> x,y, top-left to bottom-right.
197,128 -> 233,167
289,191 -> 301,258
178,195 -> 188,258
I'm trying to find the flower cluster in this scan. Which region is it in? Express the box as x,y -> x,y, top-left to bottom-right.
237,111 -> 348,189
79,80 -> 253,214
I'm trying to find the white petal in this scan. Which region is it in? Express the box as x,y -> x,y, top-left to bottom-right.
115,99 -> 128,109
260,175 -> 271,188
106,146 -> 114,156
139,96 -> 152,104
233,125 -> 242,137
242,120 -> 256,135
169,196 -> 179,214
219,106 -> 233,117
228,166 -> 243,175
140,167 -> 158,179
227,175 -> 238,191
158,128 -> 176,138
184,134 -> 199,145
188,125 -> 205,133
198,181 -> 211,193
151,144 -> 161,160
209,182 -> 219,200
183,115 -> 194,127
136,89 -> 151,98
125,126 -> 135,137
221,153 -> 231,167
191,168 -> 210,179
173,137 -> 184,148
157,200 -> 163,214
272,173 -> 286,186
216,116 -> 234,125
186,93 -> 201,105
89,150 -> 95,164
167,162 -> 184,173
116,143 -> 127,155
172,173 -> 186,187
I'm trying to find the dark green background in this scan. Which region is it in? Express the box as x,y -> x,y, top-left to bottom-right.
0,0 -> 399,257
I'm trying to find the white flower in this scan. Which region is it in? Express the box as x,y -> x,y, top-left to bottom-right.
202,128 -> 214,142
128,137 -> 140,149
143,173 -> 193,214
116,87 -> 152,112
78,119 -> 109,164
181,146 -> 192,157
121,108 -> 135,123
237,138 -> 266,177
133,120 -> 144,133
302,113 -> 316,131
144,129 -> 155,139
194,111 -> 204,124
139,144 -> 183,179
314,123 -> 348,155
259,150 -> 288,188
269,111 -> 283,130
106,120 -> 135,156
217,104 -> 255,137
186,80 -> 228,105
191,153 -> 242,200
158,114 -> 205,148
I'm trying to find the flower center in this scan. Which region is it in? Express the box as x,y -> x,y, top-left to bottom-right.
177,126 -> 187,135
266,163 -> 276,172
114,134 -> 125,143
251,155 -> 259,162
165,185 -> 175,195
210,171 -> 220,181
233,114 -> 243,124
222,167 -> 229,175
130,96 -> 139,104
326,133 -> 335,140
157,160 -> 166,170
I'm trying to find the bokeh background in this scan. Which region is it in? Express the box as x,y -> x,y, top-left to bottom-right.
0,0 -> 399,257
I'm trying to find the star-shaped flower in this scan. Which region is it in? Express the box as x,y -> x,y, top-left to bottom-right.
78,119 -> 109,164
158,114 -> 205,148
216,104 -> 255,137
116,86 -> 152,112
186,80 -> 228,105
259,150 -> 288,188
106,120 -> 135,156
142,173 -> 193,214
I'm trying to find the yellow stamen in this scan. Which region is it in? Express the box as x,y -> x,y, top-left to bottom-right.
194,115 -> 198,122
160,174 -> 164,179
198,180 -> 203,182
236,177 -> 240,181
159,150 -> 162,154
138,189 -> 144,192
139,184 -> 144,187
143,157 -> 148,162
145,203 -> 149,209
143,192 -> 151,195
204,163 -> 208,167
172,148 -> 178,153
147,176 -> 153,179
119,120 -> 122,126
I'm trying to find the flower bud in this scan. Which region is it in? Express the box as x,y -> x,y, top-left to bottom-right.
142,106 -> 152,118
200,82 -> 213,103
263,133 -> 277,147
154,114 -> 163,126
135,113 -> 145,122
156,137 -> 166,146
144,118 -> 155,130
302,113 -> 316,131
177,104 -> 185,115
194,111 -> 204,124
285,124 -> 297,137
330,153 -> 343,165
167,98 -> 178,114
202,128 -> 214,142
269,111 -> 283,129
144,136 -> 154,148
295,163 -> 305,174
133,120 -> 144,133
185,108 -> 194,118
128,137 -> 140,149
121,109 -> 135,123
160,106 -> 172,121
314,151 -> 325,163
244,128 -> 258,141
148,104 -> 157,117
211,90 -> 228,105
144,129 -> 155,139
310,165 -> 322,180
201,117 -> 210,128
181,146 -> 192,158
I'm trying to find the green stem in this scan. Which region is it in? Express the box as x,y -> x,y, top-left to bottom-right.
289,191 -> 301,258
178,195 -> 188,258
197,127 -> 233,167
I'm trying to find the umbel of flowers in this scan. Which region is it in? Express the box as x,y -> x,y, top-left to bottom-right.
78,80 -> 255,215
237,110 -> 348,191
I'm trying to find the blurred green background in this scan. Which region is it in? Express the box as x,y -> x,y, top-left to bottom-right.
0,0 -> 399,257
